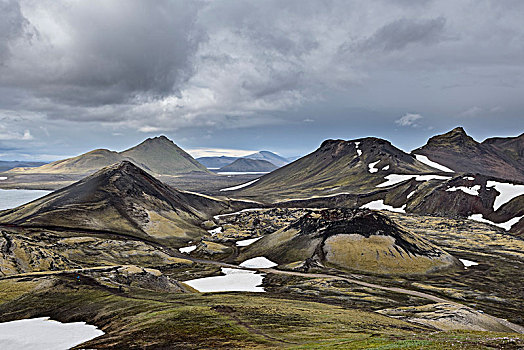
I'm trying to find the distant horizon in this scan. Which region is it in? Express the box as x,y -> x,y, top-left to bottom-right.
1,125 -> 521,163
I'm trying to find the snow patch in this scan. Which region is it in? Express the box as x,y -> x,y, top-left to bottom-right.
459,259 -> 479,269
486,181 -> 524,211
406,190 -> 416,199
239,257 -> 278,268
446,185 -> 481,196
468,214 -> 524,231
360,200 -> 406,213
463,176 -> 475,181
414,154 -> 454,172
354,142 -> 362,156
217,172 -> 268,175
0,177 -> 6,180
213,208 -> 265,220
179,245 -> 197,254
236,237 -> 263,247
208,227 -> 222,236
382,165 -> 390,171
220,179 -> 259,191
0,317 -> 104,350
184,268 -> 265,293
368,160 -> 380,173
377,174 -> 452,188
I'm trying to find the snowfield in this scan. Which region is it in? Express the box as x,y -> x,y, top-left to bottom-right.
368,160 -> 380,173
240,257 -> 278,268
377,174 -> 452,188
468,214 -> 523,231
446,185 -> 481,196
360,200 -> 406,213
486,181 -> 524,211
208,227 -> 222,236
414,154 -> 454,172
0,317 -> 104,350
354,142 -> 362,156
459,259 -> 479,268
236,237 -> 263,247
220,178 -> 260,191
184,268 -> 265,293
179,245 -> 197,254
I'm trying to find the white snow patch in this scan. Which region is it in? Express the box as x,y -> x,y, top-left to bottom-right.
459,259 -> 479,268
368,160 -> 381,173
446,185 -> 481,196
217,172 -> 268,175
184,268 -> 265,293
220,179 -> 259,191
213,208 -> 266,220
377,174 -> 452,188
468,214 -> 524,231
414,154 -> 454,172
0,317 -> 104,350
208,227 -> 222,236
406,190 -> 417,199
0,177 -> 6,180
354,142 -> 362,156
382,165 -> 390,171
463,176 -> 475,181
236,237 -> 263,247
240,257 -> 278,268
360,200 -> 406,213
179,245 -> 197,254
486,181 -> 524,211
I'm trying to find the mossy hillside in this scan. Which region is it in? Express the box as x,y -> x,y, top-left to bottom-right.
0,275 -> 522,349
239,209 -> 460,275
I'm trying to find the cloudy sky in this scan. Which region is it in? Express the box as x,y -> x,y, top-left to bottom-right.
1,0 -> 523,160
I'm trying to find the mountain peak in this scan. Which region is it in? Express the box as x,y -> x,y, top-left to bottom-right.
425,127 -> 477,149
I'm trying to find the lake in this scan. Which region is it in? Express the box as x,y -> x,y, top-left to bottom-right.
0,189 -> 52,210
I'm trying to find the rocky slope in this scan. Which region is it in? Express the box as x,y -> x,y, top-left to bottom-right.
217,158 -> 277,172
239,208 -> 461,274
413,127 -> 524,181
235,137 -> 440,201
7,135 -> 209,176
0,161 -> 247,246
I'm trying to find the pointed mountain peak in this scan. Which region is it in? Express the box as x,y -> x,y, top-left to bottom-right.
425,127 -> 477,149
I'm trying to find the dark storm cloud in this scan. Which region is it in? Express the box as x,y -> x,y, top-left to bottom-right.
0,0 -> 523,159
0,0 -> 33,63
358,17 -> 447,52
1,0 -> 202,109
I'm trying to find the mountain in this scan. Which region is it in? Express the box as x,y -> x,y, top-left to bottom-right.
0,161 -> 47,172
235,137 -> 439,201
412,127 -> 524,182
120,136 -> 209,174
244,151 -> 289,167
196,156 -> 237,168
8,136 -> 209,176
238,208 -> 460,274
0,161 -> 241,246
217,158 -> 278,172
196,150 -> 289,169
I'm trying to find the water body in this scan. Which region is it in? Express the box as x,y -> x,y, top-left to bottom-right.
0,317 -> 104,350
0,189 -> 51,210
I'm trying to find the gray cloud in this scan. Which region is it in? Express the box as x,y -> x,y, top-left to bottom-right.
358,17 -> 447,52
0,0 -> 523,160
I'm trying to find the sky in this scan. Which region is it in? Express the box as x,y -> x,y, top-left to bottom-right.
0,0 -> 523,161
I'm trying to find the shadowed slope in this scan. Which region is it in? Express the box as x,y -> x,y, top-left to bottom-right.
0,161 -> 235,245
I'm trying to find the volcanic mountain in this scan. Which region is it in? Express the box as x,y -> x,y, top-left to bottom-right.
218,158 -> 278,172
8,135 -> 209,176
235,137 -> 440,201
197,150 -> 289,169
413,127 -> 524,182
0,161 -> 245,246
238,208 -> 460,274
